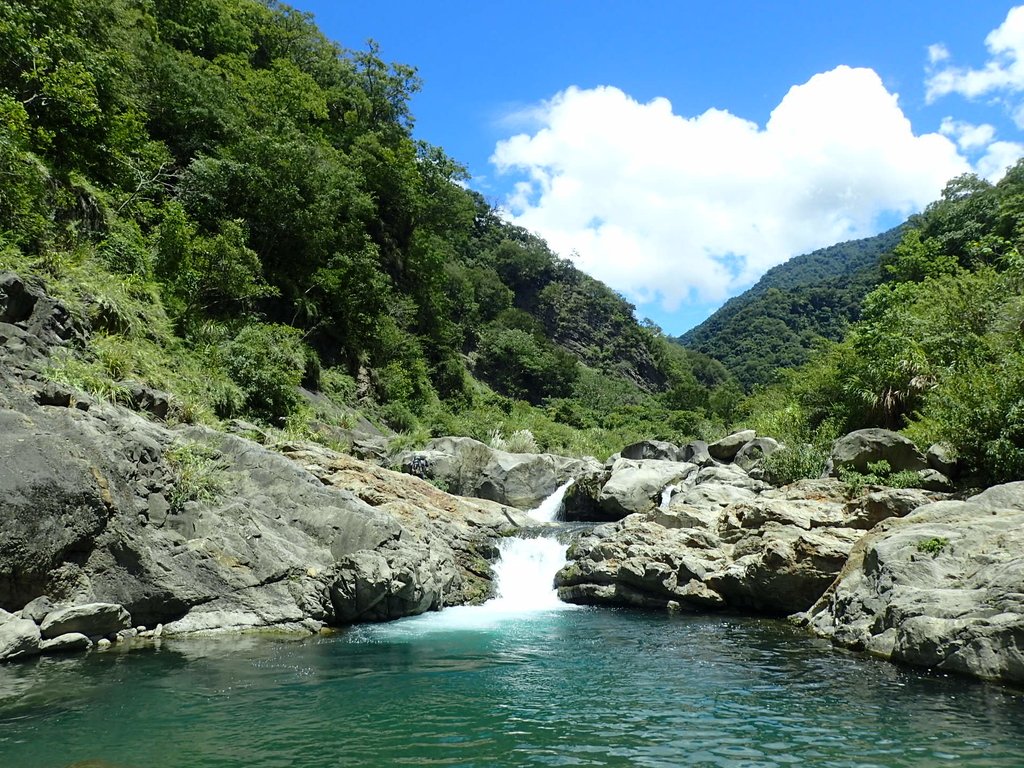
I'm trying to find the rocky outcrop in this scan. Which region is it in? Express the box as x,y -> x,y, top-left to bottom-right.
556,477 -> 943,616
799,482 -> 1024,684
398,436 -> 600,510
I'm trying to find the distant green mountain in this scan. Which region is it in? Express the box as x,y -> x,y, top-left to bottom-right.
677,227 -> 903,389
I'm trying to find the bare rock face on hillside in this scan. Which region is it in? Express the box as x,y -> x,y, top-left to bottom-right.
798,482 -> 1024,685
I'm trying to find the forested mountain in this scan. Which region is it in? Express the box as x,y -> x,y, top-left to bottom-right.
678,228 -> 903,389
0,0 -> 739,457
744,170 -> 1024,485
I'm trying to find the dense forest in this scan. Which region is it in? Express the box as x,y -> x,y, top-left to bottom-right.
2,0 -> 1021,486
679,228 -> 902,389
0,0 -> 740,458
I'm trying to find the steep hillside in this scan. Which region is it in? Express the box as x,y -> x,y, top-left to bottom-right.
678,228 -> 903,389
0,0 -> 740,458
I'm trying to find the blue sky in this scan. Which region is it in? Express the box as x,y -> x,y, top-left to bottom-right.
296,2 -> 1024,334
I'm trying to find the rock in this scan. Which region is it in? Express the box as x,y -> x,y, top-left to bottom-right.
96,638 -> 112,650
597,459 -> 698,519
330,542 -> 458,623
20,595 -> 55,624
829,428 -> 927,474
708,430 -> 756,462
400,436 -> 598,509
842,488 -> 938,530
967,481 -> 1024,510
40,632 -> 92,654
916,468 -> 954,492
694,465 -> 770,492
122,381 -> 172,420
801,484 -> 1024,685
35,382 -> 74,408
620,440 -> 680,462
561,470 -> 610,522
40,603 -> 132,639
0,615 -> 41,662
926,443 -> 957,476
673,483 -> 755,511
678,441 -> 713,467
733,437 -> 781,472
705,525 -> 863,614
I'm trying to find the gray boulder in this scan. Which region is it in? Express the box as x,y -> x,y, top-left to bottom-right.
734,437 -> 782,472
597,459 -> 698,519
800,482 -> 1024,685
401,436 -> 599,509
0,614 -> 41,662
40,632 -> 92,654
830,428 -> 927,474
679,441 -> 713,466
620,440 -> 681,462
708,430 -> 756,462
40,603 -> 132,639
926,443 -> 957,476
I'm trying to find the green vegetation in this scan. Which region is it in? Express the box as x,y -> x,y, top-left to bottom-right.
743,171 -> 1024,486
916,537 -> 949,555
0,0 -> 741,460
165,440 -> 227,512
679,228 -> 902,389
3,0 -> 1019,487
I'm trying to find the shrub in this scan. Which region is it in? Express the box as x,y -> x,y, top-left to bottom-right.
916,536 -> 949,555
165,441 -> 226,512
379,401 -> 418,433
224,323 -> 307,422
762,444 -> 825,486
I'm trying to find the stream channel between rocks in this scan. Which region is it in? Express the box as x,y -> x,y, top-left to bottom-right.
2,487 -> 1024,767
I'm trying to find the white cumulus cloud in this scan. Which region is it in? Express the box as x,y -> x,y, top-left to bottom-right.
926,6 -> 1024,103
490,66 -> 968,312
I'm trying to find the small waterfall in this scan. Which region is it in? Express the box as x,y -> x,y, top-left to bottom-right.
660,483 -> 679,510
488,536 -> 568,610
529,478 -> 575,523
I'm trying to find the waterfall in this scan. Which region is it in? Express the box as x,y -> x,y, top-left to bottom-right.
487,535 -> 568,610
660,483 -> 679,510
529,478 -> 575,523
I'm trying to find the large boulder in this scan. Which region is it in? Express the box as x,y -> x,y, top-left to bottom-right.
557,473 -> 931,617
708,430 -> 756,462
400,436 -> 599,510
733,437 -> 782,472
597,459 -> 698,519
830,429 -> 927,474
39,602 -> 132,639
620,440 -> 680,462
0,613 -> 41,662
800,482 -> 1024,685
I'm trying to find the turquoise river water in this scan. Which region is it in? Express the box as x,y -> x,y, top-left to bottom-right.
2,606 -> 1024,767
2,521 -> 1023,768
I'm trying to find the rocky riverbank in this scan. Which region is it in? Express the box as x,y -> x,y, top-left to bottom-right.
2,270 -> 1022,687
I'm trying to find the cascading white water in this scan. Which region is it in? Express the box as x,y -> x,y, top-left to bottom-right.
359,484 -> 577,635
488,535 -> 569,610
529,478 -> 575,523
660,483 -> 679,510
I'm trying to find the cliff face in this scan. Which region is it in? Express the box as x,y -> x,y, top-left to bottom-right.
0,273 -> 529,645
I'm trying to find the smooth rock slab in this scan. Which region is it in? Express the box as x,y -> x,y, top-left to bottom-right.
708,430 -> 756,462
40,603 -> 132,639
40,632 -> 92,654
